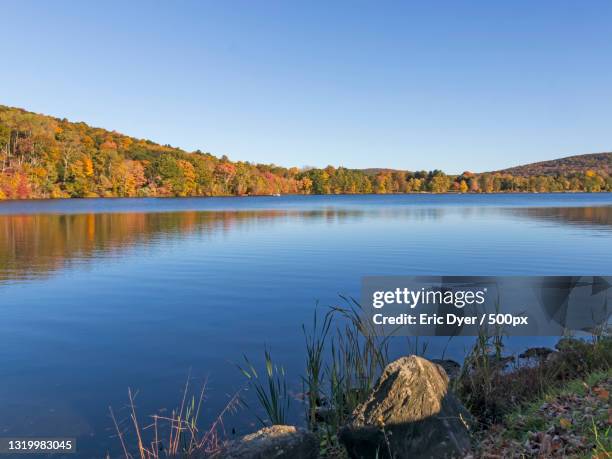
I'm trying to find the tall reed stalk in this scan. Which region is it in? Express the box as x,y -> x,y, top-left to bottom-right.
302,297 -> 391,436
238,349 -> 291,426
302,306 -> 332,429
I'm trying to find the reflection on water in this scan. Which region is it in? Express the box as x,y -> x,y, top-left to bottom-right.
507,205 -> 612,229
0,194 -> 610,457
1,205 -> 610,284
0,208 -> 456,284
0,210 -> 373,283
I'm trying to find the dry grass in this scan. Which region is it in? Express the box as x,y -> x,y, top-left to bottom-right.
108,373 -> 243,459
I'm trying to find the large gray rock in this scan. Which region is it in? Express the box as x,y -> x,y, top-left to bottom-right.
431,359 -> 461,380
339,356 -> 473,459
212,425 -> 318,459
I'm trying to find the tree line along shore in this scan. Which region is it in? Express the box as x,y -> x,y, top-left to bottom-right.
1,105 -> 610,200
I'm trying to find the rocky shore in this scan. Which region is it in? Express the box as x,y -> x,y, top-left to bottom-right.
209,337 -> 611,459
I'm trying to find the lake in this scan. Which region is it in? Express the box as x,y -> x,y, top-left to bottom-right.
0,193 -> 611,457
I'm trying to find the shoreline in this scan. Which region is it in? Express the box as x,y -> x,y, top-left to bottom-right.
110,319 -> 612,458
0,190 -> 610,204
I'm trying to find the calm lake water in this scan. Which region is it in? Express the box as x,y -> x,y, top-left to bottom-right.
1,194 -> 611,457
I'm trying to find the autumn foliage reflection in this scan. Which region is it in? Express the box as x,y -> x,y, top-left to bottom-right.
0,206 -> 609,284
0,209 -> 366,282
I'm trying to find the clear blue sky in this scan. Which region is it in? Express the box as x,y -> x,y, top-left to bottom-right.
2,1 -> 611,173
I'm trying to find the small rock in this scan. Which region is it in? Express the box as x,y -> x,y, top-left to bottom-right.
519,347 -> 554,360
212,425 -> 318,459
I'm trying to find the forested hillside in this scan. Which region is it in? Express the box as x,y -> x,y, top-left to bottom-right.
497,152 -> 611,176
0,105 -> 610,199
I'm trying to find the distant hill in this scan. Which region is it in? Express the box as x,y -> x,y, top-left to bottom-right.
360,153 -> 612,178
494,153 -> 611,176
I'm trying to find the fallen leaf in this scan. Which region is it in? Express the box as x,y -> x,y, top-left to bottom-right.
559,418 -> 572,429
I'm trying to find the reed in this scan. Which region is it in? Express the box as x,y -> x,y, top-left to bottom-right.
301,297 -> 390,437
238,349 -> 291,426
109,374 -> 242,458
302,305 -> 333,430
